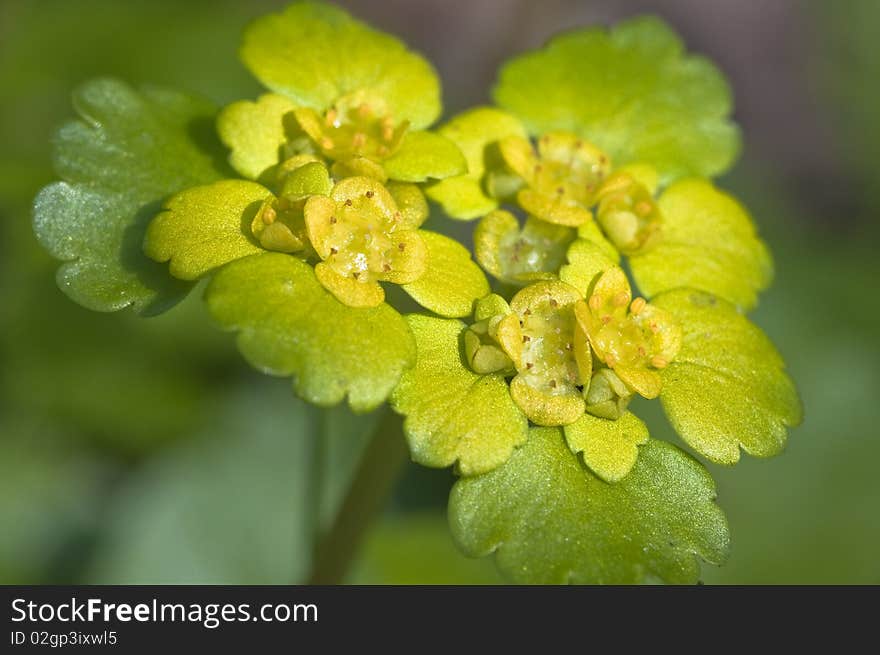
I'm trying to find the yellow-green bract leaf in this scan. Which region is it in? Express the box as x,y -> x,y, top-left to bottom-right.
652,289 -> 802,464
240,2 -> 440,129
493,17 -> 740,183
630,179 -> 773,310
145,180 -> 270,280
426,107 -> 527,220
450,428 -> 729,584
217,93 -> 297,180
391,316 -> 527,475
32,79 -> 228,315
563,411 -> 649,482
401,231 -> 489,318
383,131 -> 466,182
558,237 -> 618,297
206,252 -> 415,412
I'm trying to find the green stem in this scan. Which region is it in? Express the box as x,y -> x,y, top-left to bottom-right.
307,408 -> 408,584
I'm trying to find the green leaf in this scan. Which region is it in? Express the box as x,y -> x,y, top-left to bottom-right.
630,179 -> 773,310
426,107 -> 528,219
144,180 -> 269,280
240,2 -> 441,129
391,315 -> 527,476
558,235 -> 618,296
383,130 -> 467,182
449,428 -> 729,584
33,78 -> 228,315
401,231 -> 489,318
493,17 -> 739,183
563,411 -> 649,482
652,289 -> 802,464
217,93 -> 298,180
206,252 -> 415,412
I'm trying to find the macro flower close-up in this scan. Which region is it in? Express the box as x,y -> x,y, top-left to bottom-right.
5,0 -> 879,612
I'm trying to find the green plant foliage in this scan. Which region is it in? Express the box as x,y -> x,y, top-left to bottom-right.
630,179 -> 773,310
383,131 -> 467,182
653,289 -> 802,464
144,180 -> 270,279
240,1 -> 441,130
217,93 -> 299,180
426,107 -> 528,219
206,253 -> 415,412
33,79 -> 229,315
391,315 -> 528,475
401,232 -> 490,318
493,17 -> 739,183
563,411 -> 649,482
450,428 -> 729,584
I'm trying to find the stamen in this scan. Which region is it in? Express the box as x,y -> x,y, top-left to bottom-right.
651,356 -> 668,369
365,191 -> 374,198
261,206 -> 277,225
589,295 -> 602,311
630,297 -> 647,315
345,199 -> 353,207
325,108 -> 338,126
613,291 -> 630,307
320,137 -> 334,150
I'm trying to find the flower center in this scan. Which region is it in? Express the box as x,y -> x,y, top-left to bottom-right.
304,178 -> 426,286
595,171 -> 662,254
294,103 -> 408,164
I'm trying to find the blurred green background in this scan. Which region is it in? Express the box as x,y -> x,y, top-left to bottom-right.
1,0 -> 877,584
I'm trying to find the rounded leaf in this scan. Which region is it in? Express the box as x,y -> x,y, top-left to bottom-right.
206,253 -> 416,412
450,428 -> 729,584
144,180 -> 271,280
241,2 -> 441,129
652,289 -> 802,464
630,178 -> 773,310
493,17 -> 740,182
33,79 -> 228,315
401,231 -> 489,318
391,315 -> 528,476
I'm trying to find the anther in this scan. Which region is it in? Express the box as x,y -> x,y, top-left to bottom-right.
630,297 -> 646,315
261,206 -> 277,225
589,295 -> 602,311
365,191 -> 374,199
381,124 -> 394,142
523,308 -> 532,315
526,362 -> 534,370
398,243 -> 406,251
330,247 -> 338,255
352,132 -> 367,148
352,271 -> 360,280
601,315 -> 612,325
565,343 -> 573,351
556,186 -> 565,195
325,108 -> 338,126
383,263 -> 392,272
320,137 -> 334,150
345,199 -> 353,206
549,379 -> 557,389
522,335 -> 531,343
330,216 -> 337,224
635,200 -> 653,217
549,297 -> 558,307
651,357 -> 668,369
613,291 -> 630,307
